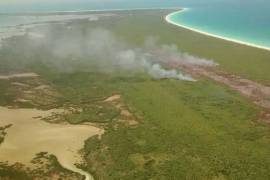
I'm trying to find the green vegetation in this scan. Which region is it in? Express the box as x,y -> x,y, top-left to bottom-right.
32,67 -> 270,179
0,163 -> 31,180
0,81 -> 13,106
64,103 -> 120,124
81,76 -> 270,179
1,9 -> 270,179
91,9 -> 270,85
0,152 -> 84,180
0,124 -> 12,144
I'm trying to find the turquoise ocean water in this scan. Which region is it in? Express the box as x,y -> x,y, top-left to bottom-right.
167,1 -> 270,50
0,0 -> 269,50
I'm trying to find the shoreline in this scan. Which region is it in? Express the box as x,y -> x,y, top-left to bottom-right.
165,9 -> 270,52
0,7 -> 179,15
2,7 -> 270,52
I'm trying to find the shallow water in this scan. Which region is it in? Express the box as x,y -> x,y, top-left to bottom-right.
168,2 -> 270,50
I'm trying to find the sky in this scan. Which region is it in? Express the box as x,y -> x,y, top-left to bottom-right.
1,0 -> 77,4
0,0 -> 170,4
0,0 -> 264,5
0,0 -> 262,13
0,0 -> 119,4
0,0 -> 186,13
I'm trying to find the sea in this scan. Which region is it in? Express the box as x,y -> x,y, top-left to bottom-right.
0,0 -> 269,50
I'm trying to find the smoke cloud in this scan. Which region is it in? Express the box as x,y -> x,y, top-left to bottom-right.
1,22 -> 217,81
144,36 -> 217,67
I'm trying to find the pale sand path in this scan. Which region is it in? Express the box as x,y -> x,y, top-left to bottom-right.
0,73 -> 39,80
0,106 -> 103,180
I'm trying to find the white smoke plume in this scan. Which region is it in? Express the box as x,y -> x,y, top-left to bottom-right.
144,36 -> 218,67
147,64 -> 194,81
116,49 -> 195,81
2,24 -> 217,81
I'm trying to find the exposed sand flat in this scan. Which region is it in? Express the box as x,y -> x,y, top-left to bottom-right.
104,94 -> 121,102
0,73 -> 39,80
0,106 -> 103,180
11,82 -> 30,87
20,14 -> 114,24
15,98 -> 32,103
0,13 -> 115,48
104,94 -> 138,127
0,27 -> 25,48
0,76 -> 9,80
34,85 -> 51,90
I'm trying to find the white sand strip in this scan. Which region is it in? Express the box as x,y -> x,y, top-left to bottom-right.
165,9 -> 270,52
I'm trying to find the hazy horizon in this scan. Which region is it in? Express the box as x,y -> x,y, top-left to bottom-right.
0,0 -> 256,13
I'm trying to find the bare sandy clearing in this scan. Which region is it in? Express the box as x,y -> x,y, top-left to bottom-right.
0,73 -> 39,80
11,82 -> 30,87
0,106 -> 103,180
34,84 -> 51,90
1,72 -> 60,108
104,94 -> 121,102
104,94 -> 138,127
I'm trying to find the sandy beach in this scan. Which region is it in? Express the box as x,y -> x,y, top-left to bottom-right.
165,9 -> 270,52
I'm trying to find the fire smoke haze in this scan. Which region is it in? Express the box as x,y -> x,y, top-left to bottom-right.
1,23 -> 217,81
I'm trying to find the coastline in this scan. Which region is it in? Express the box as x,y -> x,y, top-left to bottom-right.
2,7 -> 270,52
165,9 -> 270,52
0,8 -> 179,47
0,7 -> 179,15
